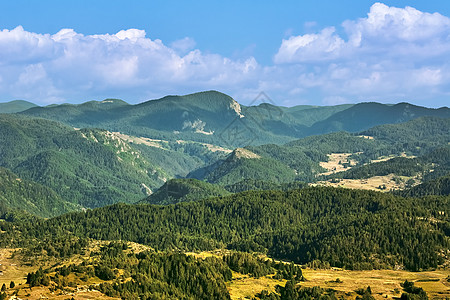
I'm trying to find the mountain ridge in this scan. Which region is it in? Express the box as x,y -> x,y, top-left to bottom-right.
18,91 -> 449,147
0,100 -> 38,113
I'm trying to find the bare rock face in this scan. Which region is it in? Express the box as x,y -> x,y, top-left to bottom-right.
229,98 -> 244,118
231,148 -> 261,159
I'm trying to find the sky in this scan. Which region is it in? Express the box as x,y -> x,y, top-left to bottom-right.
0,1 -> 450,107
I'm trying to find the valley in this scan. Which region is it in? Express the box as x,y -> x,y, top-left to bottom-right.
0,91 -> 448,299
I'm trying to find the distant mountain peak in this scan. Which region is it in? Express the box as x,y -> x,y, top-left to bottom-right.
0,100 -> 38,113
79,98 -> 129,108
230,148 -> 261,160
100,98 -> 129,104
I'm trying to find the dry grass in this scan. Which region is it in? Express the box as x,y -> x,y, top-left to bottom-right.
187,251 -> 450,299
370,152 -> 415,164
112,132 -> 167,149
316,152 -> 419,192
0,248 -> 39,287
301,268 -> 450,299
185,249 -> 230,260
0,241 -> 143,299
228,272 -> 285,300
9,286 -> 119,299
227,268 -> 450,299
319,153 -> 357,176
312,174 -> 417,192
3,246 -> 449,299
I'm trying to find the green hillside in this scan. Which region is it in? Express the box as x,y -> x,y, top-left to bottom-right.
199,148 -> 297,185
19,91 -> 449,147
400,175 -> 450,197
140,178 -> 230,205
224,179 -> 306,193
193,117 -> 449,186
10,187 -> 449,271
0,115 -> 168,209
0,99 -> 448,217
307,102 -> 450,135
326,157 -> 429,180
0,100 -> 38,113
326,146 -> 450,182
0,167 -> 78,217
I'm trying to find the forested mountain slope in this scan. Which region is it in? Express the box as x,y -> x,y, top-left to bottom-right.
19,91 -> 449,147
400,175 -> 450,197
0,115 -> 168,209
140,178 -> 230,205
192,117 -> 450,186
0,100 -> 38,113
307,102 -> 450,135
9,187 -> 448,271
0,167 -> 78,217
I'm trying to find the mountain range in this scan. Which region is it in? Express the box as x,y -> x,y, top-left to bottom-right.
0,91 -> 449,300
14,91 -> 450,147
0,91 -> 449,217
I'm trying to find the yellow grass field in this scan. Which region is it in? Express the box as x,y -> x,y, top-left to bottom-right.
315,152 -> 420,192
301,268 -> 450,299
319,153 -> 357,176
188,251 -> 450,299
228,268 -> 450,300
0,248 -> 39,287
312,174 -> 413,191
227,272 -> 286,300
2,247 -> 449,299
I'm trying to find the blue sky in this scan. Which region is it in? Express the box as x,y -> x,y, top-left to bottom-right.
1,1 -> 450,107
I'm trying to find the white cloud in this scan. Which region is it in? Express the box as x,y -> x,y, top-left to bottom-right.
274,27 -> 345,63
171,37 -> 196,55
1,3 -> 450,107
271,3 -> 450,106
0,26 -> 260,103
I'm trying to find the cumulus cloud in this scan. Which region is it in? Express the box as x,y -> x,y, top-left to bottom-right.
0,26 -> 259,103
275,27 -> 345,63
170,37 -> 196,55
1,3 -> 450,107
273,3 -> 450,106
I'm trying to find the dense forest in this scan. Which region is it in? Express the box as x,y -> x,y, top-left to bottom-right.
0,115 -> 228,215
140,178 -> 231,205
192,117 -> 450,185
0,112 -> 448,217
3,187 -> 448,272
399,174 -> 450,197
0,167 -> 78,217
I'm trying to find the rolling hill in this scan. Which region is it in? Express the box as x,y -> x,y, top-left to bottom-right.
16,187 -> 449,271
0,92 -> 448,217
0,115 -> 167,209
0,167 -> 78,217
306,102 -> 450,135
140,178 -> 230,205
191,117 -> 450,187
0,100 -> 38,113
19,91 -> 449,147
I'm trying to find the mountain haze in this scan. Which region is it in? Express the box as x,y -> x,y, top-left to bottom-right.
20,91 -> 449,147
0,100 -> 38,113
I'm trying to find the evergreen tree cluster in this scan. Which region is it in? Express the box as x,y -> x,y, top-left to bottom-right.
255,282 -> 338,300
26,267 -> 50,287
6,187 -> 448,271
